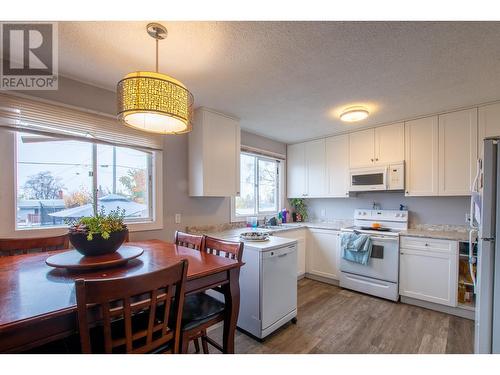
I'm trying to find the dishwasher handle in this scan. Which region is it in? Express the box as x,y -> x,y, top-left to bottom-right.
264,245 -> 297,259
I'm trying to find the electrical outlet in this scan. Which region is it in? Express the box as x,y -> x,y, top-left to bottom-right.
175,213 -> 181,224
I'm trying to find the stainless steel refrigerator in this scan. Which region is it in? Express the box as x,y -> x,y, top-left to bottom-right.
473,137 -> 500,353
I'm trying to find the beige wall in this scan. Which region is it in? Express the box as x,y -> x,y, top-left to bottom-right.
18,76 -> 286,242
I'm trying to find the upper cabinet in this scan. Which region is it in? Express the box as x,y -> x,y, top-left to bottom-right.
375,123 -> 405,165
287,139 -> 326,198
325,134 -> 349,197
286,106 -> 483,198
304,139 -> 326,198
349,123 -> 404,168
438,108 -> 478,196
349,129 -> 375,168
405,116 -> 439,196
479,103 -> 500,157
188,108 -> 240,197
287,143 -> 306,198
405,110 -> 478,197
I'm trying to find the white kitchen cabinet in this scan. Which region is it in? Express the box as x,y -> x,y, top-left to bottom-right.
374,123 -> 405,165
438,108 -> 478,196
275,229 -> 307,277
405,116 -> 439,196
349,123 -> 404,168
287,143 -> 306,198
304,139 -> 326,197
349,129 -> 375,168
307,229 -> 340,280
399,236 -> 458,307
189,107 -> 240,197
287,140 -> 326,198
479,103 -> 500,157
325,134 -> 349,197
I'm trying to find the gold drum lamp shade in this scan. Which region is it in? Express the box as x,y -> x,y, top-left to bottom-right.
117,23 -> 194,134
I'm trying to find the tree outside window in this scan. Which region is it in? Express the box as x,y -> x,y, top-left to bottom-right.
235,153 -> 280,217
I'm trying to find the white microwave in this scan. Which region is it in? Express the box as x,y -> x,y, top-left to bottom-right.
349,163 -> 404,192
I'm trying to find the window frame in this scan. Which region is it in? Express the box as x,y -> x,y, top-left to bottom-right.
0,129 -> 163,238
231,151 -> 285,222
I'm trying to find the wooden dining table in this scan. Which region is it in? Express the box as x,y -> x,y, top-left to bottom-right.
0,239 -> 243,354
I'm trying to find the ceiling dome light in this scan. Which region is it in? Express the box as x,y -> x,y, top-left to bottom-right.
340,107 -> 369,122
117,23 -> 194,134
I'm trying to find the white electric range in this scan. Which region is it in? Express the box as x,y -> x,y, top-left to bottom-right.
340,209 -> 408,301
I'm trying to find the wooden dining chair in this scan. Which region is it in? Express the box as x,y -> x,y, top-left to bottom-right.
179,236 -> 243,354
174,231 -> 205,250
0,234 -> 69,256
75,259 -> 188,354
173,231 -> 205,353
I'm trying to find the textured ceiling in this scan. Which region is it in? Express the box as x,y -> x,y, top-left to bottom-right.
58,21 -> 500,143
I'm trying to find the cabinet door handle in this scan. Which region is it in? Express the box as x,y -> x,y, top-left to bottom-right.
371,158 -> 374,162
375,158 -> 379,161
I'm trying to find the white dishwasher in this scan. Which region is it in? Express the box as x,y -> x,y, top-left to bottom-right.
260,242 -> 298,331
223,235 -> 298,339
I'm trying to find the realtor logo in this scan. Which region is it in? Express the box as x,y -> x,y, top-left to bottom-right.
1,22 -> 58,90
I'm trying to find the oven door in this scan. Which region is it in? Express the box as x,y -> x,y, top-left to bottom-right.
349,167 -> 387,192
340,235 -> 399,282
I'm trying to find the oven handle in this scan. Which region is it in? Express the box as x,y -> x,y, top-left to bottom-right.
369,236 -> 398,242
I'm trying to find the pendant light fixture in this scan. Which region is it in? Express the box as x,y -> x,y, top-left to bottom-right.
117,23 -> 194,134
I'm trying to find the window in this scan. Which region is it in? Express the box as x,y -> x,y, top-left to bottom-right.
96,144 -> 151,220
16,132 -> 153,229
234,152 -> 281,218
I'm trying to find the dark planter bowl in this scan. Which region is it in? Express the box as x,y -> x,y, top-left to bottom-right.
69,229 -> 128,257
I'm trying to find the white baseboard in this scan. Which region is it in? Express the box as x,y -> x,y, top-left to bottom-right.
400,296 -> 475,320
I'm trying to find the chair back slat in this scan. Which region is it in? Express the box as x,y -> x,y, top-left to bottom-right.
162,286 -> 173,337
123,296 -> 133,352
0,235 -> 69,256
75,260 -> 188,354
203,236 -> 244,262
102,301 -> 113,353
146,289 -> 158,345
174,231 -> 205,250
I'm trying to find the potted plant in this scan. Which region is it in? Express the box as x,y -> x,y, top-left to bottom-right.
67,207 -> 128,256
289,198 -> 308,222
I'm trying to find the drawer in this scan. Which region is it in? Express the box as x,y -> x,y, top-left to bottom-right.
400,236 -> 456,254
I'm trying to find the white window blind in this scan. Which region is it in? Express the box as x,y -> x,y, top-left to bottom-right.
0,93 -> 164,151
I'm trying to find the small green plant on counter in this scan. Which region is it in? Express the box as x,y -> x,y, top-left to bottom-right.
66,206 -> 127,241
289,198 -> 308,221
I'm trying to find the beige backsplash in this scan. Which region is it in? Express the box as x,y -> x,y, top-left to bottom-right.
409,223 -> 469,232
187,222 -> 247,235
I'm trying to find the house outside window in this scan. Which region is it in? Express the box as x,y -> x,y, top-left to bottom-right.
15,132 -> 153,229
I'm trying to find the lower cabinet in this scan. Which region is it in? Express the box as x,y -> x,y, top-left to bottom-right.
307,229 -> 340,280
275,229 -> 307,277
399,236 -> 458,307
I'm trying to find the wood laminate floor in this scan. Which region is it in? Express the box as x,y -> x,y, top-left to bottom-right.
192,278 -> 474,354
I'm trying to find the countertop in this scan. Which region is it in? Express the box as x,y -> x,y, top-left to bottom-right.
207,228 -> 298,251
203,222 -> 343,239
204,222 -> 470,242
400,229 -> 470,242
